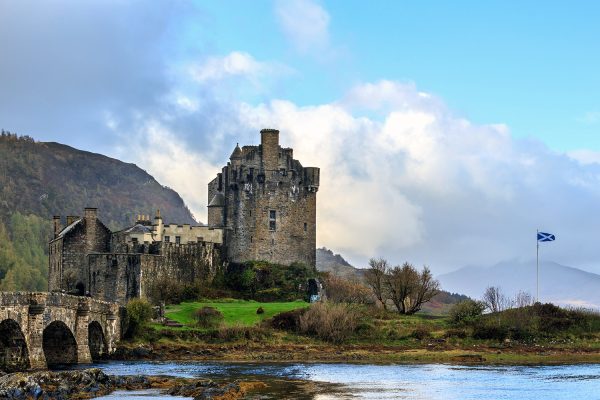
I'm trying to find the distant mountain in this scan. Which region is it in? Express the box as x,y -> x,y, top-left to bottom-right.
438,260 -> 600,308
316,247 -> 365,280
0,133 -> 197,291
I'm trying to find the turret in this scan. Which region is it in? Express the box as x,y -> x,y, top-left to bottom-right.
153,209 -> 164,240
207,193 -> 225,227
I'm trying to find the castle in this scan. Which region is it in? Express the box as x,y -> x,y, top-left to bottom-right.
48,129 -> 319,304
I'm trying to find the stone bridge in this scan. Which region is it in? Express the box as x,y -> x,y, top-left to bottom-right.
0,292 -> 121,371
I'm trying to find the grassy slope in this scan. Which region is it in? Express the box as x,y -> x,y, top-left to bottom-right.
165,300 -> 309,327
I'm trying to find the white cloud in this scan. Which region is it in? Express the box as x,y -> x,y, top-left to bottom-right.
106,65 -> 600,274
577,111 -> 600,125
189,52 -> 266,82
274,0 -> 330,54
567,149 -> 600,165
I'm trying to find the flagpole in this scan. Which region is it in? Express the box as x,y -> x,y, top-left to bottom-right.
536,229 -> 539,303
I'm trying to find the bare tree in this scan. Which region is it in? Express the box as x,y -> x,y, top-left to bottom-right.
385,263 -> 417,314
513,291 -> 534,308
482,286 -> 510,313
365,258 -> 389,310
406,266 -> 440,314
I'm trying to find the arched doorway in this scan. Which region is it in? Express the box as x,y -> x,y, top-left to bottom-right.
75,282 -> 85,296
0,319 -> 30,372
88,321 -> 107,360
43,321 -> 77,367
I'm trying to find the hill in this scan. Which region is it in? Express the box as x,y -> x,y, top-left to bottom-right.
316,247 -> 365,280
0,132 -> 197,291
438,259 -> 600,308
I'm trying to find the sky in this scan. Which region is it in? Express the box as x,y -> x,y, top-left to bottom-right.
1,0 -> 600,274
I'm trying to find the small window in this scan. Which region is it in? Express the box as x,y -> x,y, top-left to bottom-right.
250,236 -> 253,243
269,210 -> 276,231
175,236 -> 181,244
197,237 -> 203,242
272,239 -> 275,245
164,236 -> 170,243
131,238 -> 138,245
304,223 -> 307,232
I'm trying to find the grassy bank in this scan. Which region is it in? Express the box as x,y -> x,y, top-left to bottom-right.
124,299 -> 600,365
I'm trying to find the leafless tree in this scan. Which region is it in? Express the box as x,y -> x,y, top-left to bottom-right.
513,290 -> 534,308
384,263 -> 440,314
365,258 -> 389,310
406,266 -> 440,314
482,286 -> 510,313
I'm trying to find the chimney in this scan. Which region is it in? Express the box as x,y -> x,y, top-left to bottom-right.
260,128 -> 280,172
66,215 -> 79,226
84,208 -> 98,251
53,216 -> 61,238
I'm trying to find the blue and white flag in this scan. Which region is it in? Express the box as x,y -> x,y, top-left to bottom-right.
537,232 -> 556,242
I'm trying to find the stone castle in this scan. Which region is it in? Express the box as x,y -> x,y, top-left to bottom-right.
48,129 -> 319,304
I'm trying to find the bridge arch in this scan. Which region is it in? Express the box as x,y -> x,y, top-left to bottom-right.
43,321 -> 78,367
88,320 -> 107,360
0,319 -> 30,372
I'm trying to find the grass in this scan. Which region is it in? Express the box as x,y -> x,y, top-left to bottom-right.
164,299 -> 309,327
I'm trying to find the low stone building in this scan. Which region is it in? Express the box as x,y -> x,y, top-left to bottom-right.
48,129 -> 319,304
49,209 -> 223,304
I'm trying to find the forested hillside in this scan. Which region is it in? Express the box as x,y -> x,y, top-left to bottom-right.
0,131 -> 197,291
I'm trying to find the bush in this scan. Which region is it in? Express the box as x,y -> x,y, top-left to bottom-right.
215,324 -> 272,342
322,275 -> 374,304
411,325 -> 432,340
270,308 -> 307,331
449,299 -> 486,326
256,306 -> 265,314
472,323 -> 509,340
194,306 -> 224,328
444,328 -> 468,339
125,298 -> 153,338
298,302 -> 361,343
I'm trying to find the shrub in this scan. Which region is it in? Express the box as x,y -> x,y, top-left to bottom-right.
215,324 -> 272,342
411,325 -> 432,340
449,299 -> 486,326
125,298 -> 153,338
298,302 -> 361,343
322,275 -> 374,304
270,308 -> 307,331
256,306 -> 265,314
194,306 -> 224,328
472,322 -> 509,340
444,328 -> 468,339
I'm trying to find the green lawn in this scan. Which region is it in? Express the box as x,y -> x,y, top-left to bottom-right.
165,299 -> 309,327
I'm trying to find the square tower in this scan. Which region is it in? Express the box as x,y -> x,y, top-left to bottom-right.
207,129 -> 319,268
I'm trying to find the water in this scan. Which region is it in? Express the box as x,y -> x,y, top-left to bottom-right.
93,361 -> 600,399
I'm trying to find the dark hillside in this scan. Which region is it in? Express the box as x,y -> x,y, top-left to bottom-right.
0,132 -> 197,290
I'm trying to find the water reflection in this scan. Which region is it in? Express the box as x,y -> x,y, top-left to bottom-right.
94,361 -> 600,399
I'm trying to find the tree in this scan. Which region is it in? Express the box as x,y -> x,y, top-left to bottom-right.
482,286 -> 511,313
384,262 -> 440,315
406,266 -> 440,314
365,258 -> 389,310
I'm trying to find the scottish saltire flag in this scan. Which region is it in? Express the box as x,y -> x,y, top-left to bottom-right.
537,232 -> 556,242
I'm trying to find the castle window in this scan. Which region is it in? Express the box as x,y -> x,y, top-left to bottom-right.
175,236 -> 181,244
269,210 -> 276,231
304,223 -> 307,232
164,236 -> 170,243
250,236 -> 253,243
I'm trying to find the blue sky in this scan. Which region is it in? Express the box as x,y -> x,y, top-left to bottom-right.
2,1 -> 600,278
197,0 -> 600,151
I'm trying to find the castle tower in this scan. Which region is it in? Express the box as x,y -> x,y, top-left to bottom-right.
207,128 -> 319,268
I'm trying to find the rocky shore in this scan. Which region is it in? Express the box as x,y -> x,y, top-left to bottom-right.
0,368 -> 265,399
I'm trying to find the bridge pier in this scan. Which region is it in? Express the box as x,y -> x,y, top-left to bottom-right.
75,298 -> 92,364
27,302 -> 47,370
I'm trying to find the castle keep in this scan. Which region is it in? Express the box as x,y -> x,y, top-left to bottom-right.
208,129 -> 319,267
48,129 -> 319,304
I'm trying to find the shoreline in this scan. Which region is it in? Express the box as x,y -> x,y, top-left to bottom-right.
110,342 -> 600,366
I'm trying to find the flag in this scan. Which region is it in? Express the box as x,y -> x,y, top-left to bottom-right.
537,232 -> 555,242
